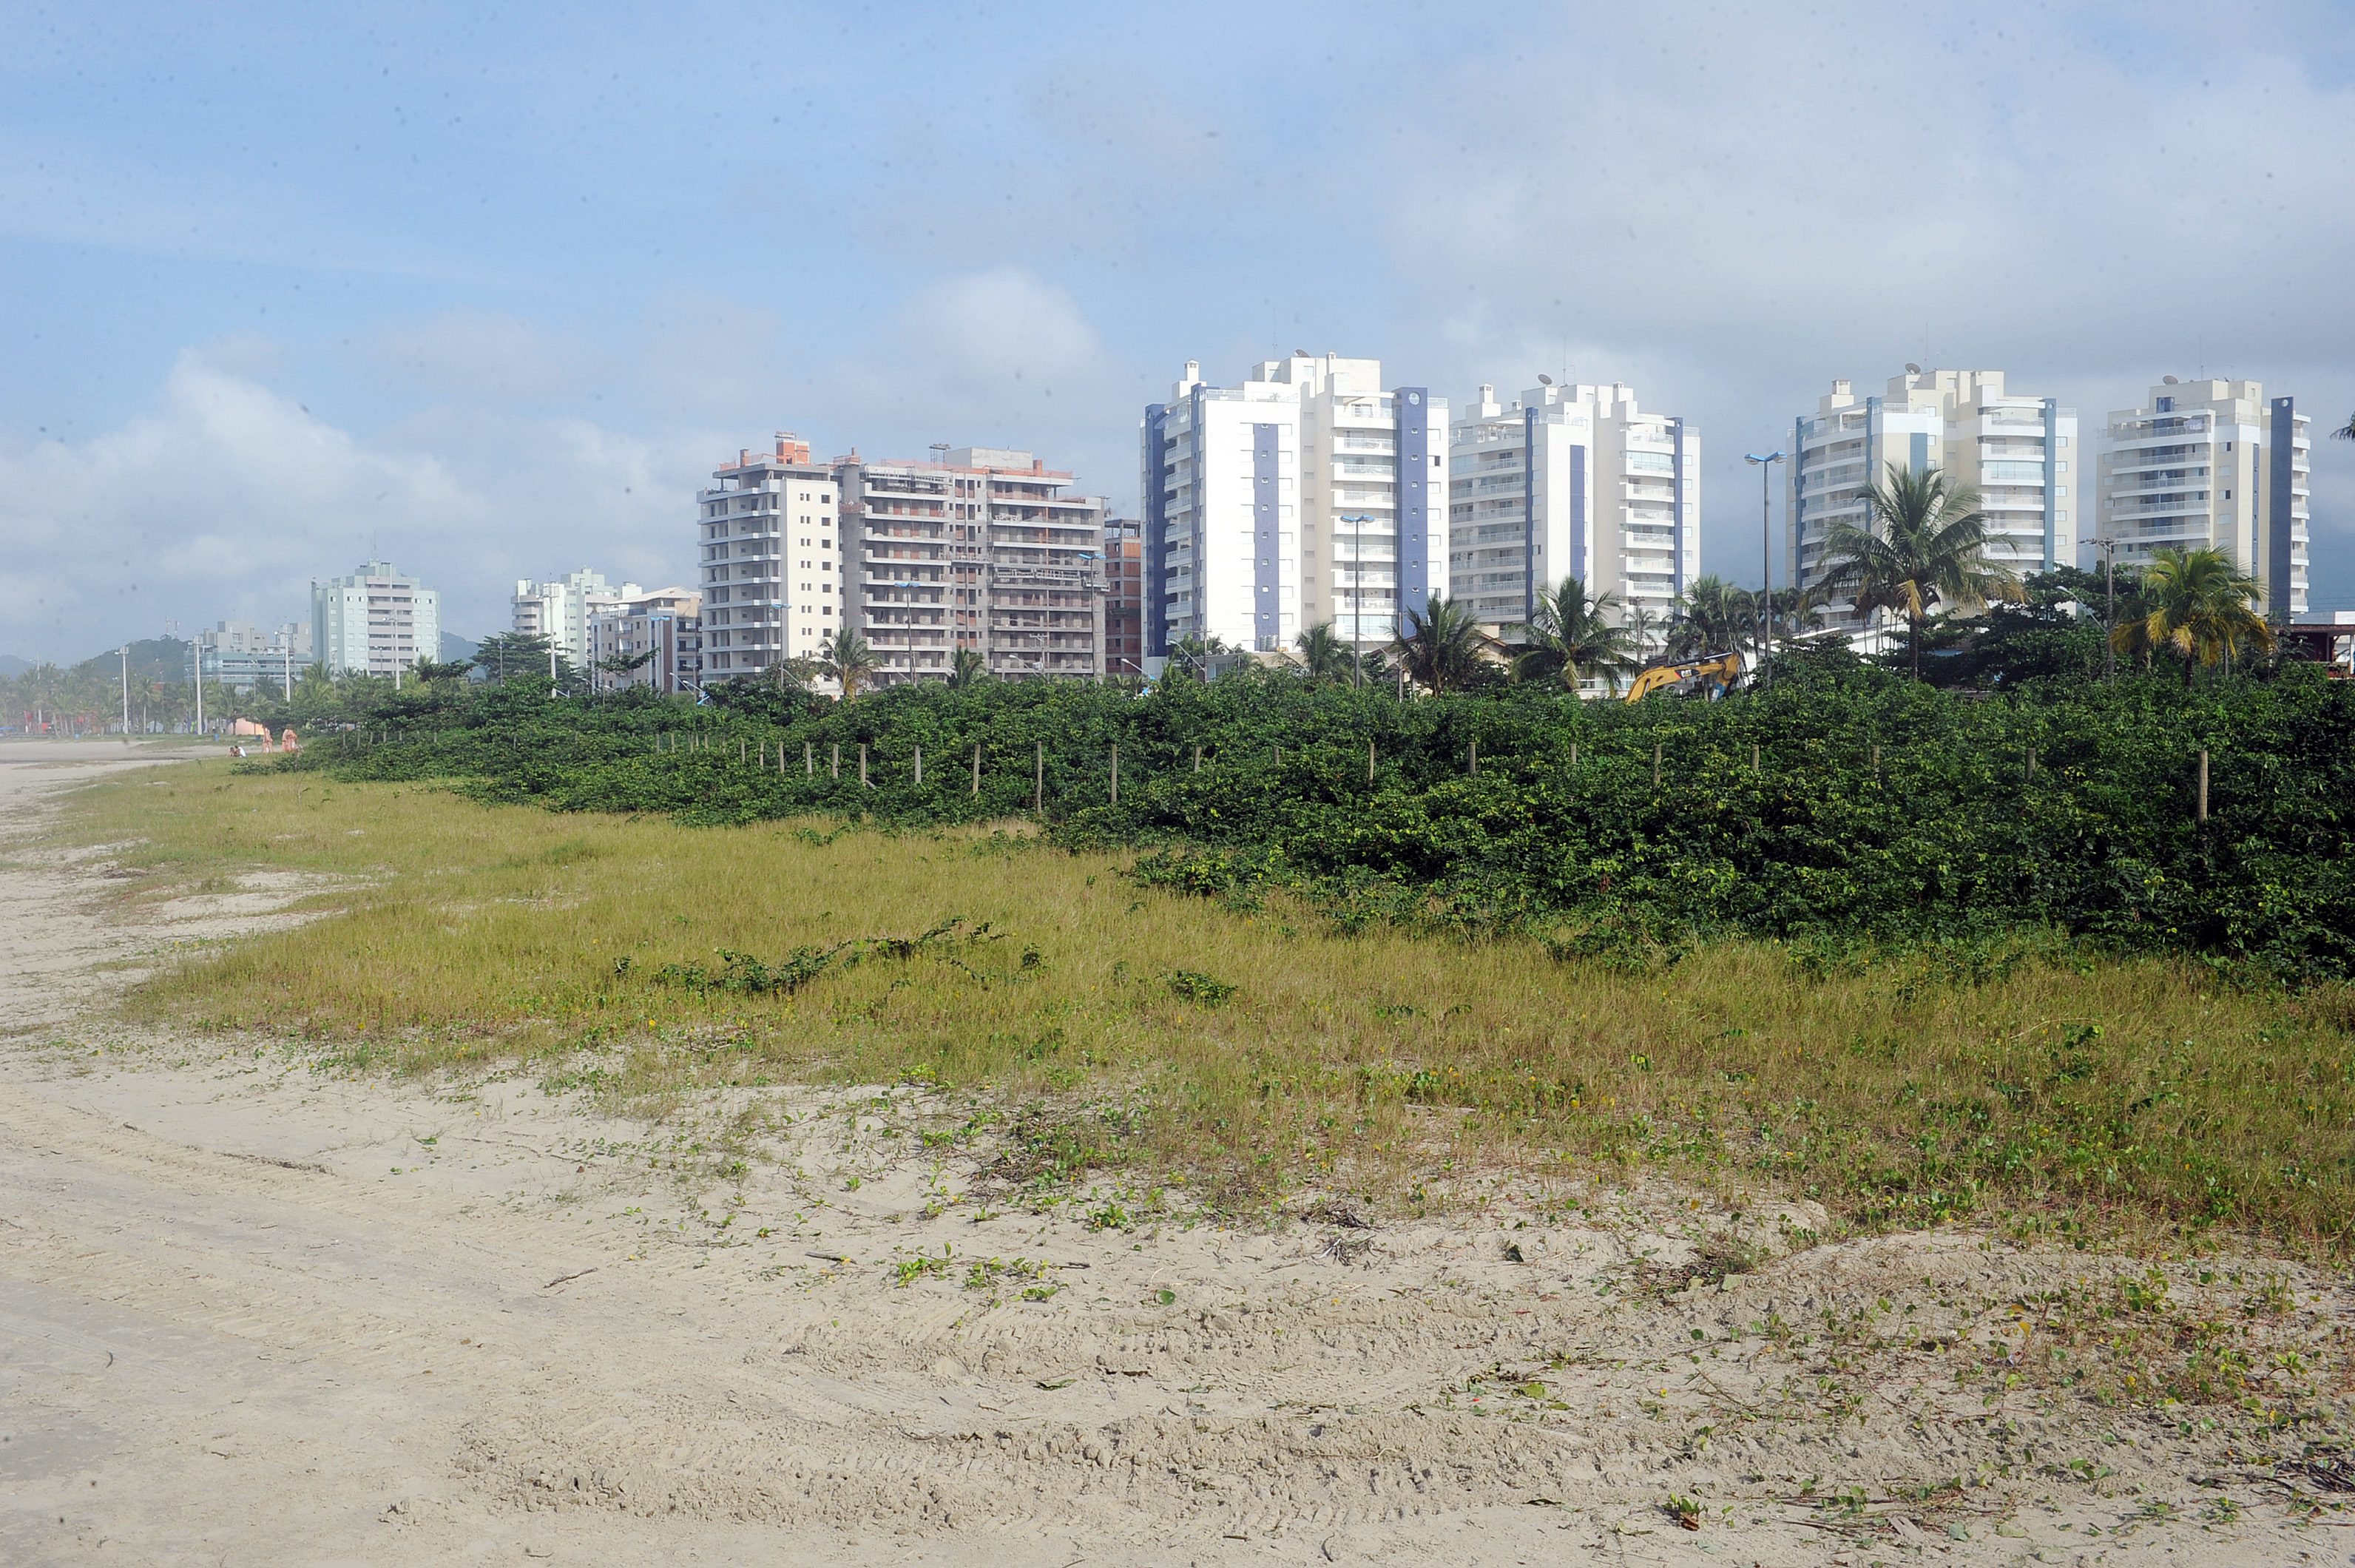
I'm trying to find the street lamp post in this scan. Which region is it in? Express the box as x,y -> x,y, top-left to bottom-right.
1743,451 -> 1786,692
2091,535 -> 2119,681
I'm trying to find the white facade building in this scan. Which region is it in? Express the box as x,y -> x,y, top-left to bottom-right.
311,561 -> 439,677
1790,370 -> 2078,627
2097,379 -> 2311,616
513,569 -> 643,666
697,434 -> 840,680
192,621 -> 311,692
836,447 -> 1106,685
1143,355 -> 1447,655
1450,382 -> 1699,634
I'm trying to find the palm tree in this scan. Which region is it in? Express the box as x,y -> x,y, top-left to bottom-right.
1292,621 -> 1357,682
1166,632 -> 1231,681
1621,605 -> 1665,662
1666,575 -> 1754,660
760,655 -> 819,694
1513,576 -> 1639,693
1389,595 -> 1504,696
2112,546 -> 2274,684
819,627 -> 876,700
2336,410 -> 2355,444
1817,463 -> 2021,680
947,646 -> 989,689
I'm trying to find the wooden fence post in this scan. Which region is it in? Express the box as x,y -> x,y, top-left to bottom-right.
2198,748 -> 2209,822
1367,738 -> 1376,785
1193,743 -> 1202,773
1652,740 -> 1663,789
1110,743 -> 1119,805
971,741 -> 981,797
1468,737 -> 1478,777
805,741 -> 814,777
913,744 -> 922,787
830,743 -> 839,780
1570,740 -> 1578,768
1034,740 -> 1044,812
1752,743 -> 1760,773
859,744 -> 870,788
740,738 -> 746,763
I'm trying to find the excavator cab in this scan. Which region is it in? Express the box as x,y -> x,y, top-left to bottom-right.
1622,649 -> 1746,703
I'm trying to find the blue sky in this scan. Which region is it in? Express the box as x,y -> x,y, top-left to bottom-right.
4,0 -> 2352,659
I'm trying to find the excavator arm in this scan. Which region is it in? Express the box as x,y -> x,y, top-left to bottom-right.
1623,650 -> 1745,702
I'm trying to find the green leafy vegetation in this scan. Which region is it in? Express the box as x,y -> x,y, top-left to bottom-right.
265,648 -> 2355,981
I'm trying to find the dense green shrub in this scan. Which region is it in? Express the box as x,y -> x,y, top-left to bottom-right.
273,659 -> 2355,979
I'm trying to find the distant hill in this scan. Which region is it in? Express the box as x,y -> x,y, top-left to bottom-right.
441,632 -> 479,665
72,638 -> 192,683
0,655 -> 29,679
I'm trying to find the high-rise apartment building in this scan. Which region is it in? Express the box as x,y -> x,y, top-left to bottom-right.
1102,518 -> 1144,678
2097,379 -> 2311,616
587,587 -> 703,695
311,560 -> 439,677
513,569 -> 643,665
1791,370 -> 2078,624
834,447 -> 1106,684
697,435 -> 839,680
1450,382 -> 1699,634
192,621 -> 311,692
1142,355 -> 1447,655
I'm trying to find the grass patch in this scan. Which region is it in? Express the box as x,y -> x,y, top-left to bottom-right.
59,761 -> 2355,1246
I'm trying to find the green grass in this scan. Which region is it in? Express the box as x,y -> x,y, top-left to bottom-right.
61,762 -> 2355,1248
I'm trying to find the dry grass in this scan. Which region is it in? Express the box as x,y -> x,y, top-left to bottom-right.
62,762 -> 2355,1246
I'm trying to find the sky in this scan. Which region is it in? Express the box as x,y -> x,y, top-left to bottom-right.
3,0 -> 2352,662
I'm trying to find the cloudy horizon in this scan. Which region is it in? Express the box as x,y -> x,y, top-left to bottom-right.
4,1 -> 2351,664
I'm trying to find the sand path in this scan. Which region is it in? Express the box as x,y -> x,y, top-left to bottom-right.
1,743 -> 2346,1565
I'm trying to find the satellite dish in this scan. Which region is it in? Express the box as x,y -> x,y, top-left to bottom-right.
1905,362 -> 1922,374
2163,374 -> 2179,385
1293,348 -> 1310,358
1537,374 -> 1553,385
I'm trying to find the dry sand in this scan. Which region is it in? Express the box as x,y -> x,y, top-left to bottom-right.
3,740 -> 2351,1566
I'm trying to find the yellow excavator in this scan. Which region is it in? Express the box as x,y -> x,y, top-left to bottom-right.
1622,649 -> 1745,703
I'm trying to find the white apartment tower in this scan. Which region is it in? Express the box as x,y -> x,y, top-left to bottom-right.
1791,370 -> 2078,624
311,560 -> 439,677
513,569 -> 643,666
1143,355 -> 1447,655
697,434 -> 839,680
836,447 -> 1106,685
1450,382 -> 1699,632
2097,379 -> 2310,616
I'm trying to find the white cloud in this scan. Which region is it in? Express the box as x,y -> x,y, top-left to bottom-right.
0,346 -> 716,658
1363,4 -> 2355,598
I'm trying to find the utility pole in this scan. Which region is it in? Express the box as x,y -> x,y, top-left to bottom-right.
2092,535 -> 2119,680
119,646 -> 130,739
1744,450 -> 1786,691
192,631 -> 203,738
